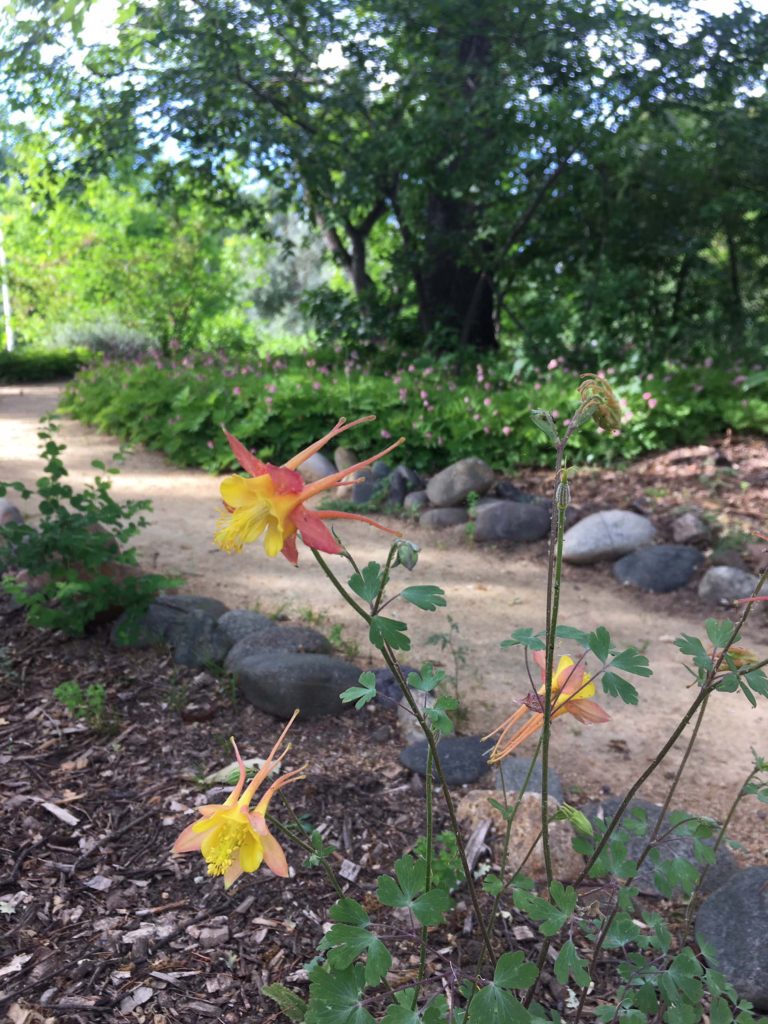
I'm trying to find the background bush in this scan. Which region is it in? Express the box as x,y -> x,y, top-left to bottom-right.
60,349 -> 767,473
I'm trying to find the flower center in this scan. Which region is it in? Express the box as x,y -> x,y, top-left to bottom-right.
203,819 -> 249,876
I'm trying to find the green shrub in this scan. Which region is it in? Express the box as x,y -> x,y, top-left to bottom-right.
0,347 -> 88,383
54,679 -> 116,733
59,348 -> 767,473
0,418 -> 180,635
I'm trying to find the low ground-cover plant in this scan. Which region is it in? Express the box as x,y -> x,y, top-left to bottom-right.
53,679 -> 116,733
0,418 -> 179,635
168,394 -> 768,1022
0,346 -> 87,383
60,347 -> 767,474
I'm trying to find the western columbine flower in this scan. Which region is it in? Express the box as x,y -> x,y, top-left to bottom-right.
173,712 -> 304,888
215,417 -> 404,563
485,651 -> 610,763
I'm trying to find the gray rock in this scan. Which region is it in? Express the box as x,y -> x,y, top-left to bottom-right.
672,511 -> 711,545
586,797 -> 738,899
495,756 -> 564,803
474,500 -> 551,543
0,498 -> 23,527
297,452 -> 336,484
494,481 -> 537,504
696,867 -> 768,1010
698,566 -> 760,605
388,465 -> 424,506
420,507 -> 469,529
215,609 -> 274,648
613,544 -> 704,593
563,509 -> 658,564
235,653 -> 360,719
400,736 -> 492,786
371,460 -> 391,481
426,457 -> 495,507
333,446 -> 358,472
403,489 -> 429,512
224,624 -> 332,672
111,595 -> 231,668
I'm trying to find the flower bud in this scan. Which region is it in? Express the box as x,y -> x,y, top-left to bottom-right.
393,538 -> 420,571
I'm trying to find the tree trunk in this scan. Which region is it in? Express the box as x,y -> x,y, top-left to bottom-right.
419,193 -> 496,351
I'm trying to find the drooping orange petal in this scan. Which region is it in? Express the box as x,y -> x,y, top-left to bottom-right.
259,832 -> 289,877
568,699 -> 611,724
223,428 -> 269,477
173,821 -> 209,853
223,851 -> 245,889
290,506 -> 343,555
281,533 -> 300,565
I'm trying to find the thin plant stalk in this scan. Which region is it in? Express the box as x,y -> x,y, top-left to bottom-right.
312,549 -> 497,966
414,747 -> 434,1009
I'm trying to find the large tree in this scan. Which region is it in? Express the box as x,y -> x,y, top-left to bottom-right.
2,0 -> 766,354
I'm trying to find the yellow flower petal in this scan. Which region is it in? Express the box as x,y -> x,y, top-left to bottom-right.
239,831 -> 264,873
220,474 -> 272,508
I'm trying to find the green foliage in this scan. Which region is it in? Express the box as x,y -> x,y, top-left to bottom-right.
340,670 -> 378,710
0,347 -> 87,383
0,419 -> 178,635
468,952 -> 539,1022
414,830 -> 466,893
376,856 -> 453,926
59,352 -> 768,479
53,679 -> 114,733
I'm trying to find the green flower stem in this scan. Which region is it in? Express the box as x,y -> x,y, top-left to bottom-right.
269,799 -> 344,899
312,549 -> 497,967
570,693 -> 711,1024
576,570 -> 767,885
540,453 -> 569,887
414,747 -> 434,1009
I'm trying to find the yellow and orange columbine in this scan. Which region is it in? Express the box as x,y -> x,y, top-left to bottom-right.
173,711 -> 304,888
485,650 -> 610,763
215,416 -> 404,563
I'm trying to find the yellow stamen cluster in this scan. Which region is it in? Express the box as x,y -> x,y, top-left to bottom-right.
202,819 -> 251,876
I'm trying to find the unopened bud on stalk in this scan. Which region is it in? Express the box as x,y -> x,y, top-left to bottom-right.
393,538 -> 420,571
577,373 -> 622,431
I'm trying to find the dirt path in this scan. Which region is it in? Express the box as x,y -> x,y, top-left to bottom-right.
2,383 -> 766,830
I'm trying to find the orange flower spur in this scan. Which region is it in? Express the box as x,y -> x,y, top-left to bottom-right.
172,711 -> 305,888
485,650 -> 610,764
215,416 -> 405,564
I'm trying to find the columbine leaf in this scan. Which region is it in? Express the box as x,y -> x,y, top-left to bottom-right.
501,627 -> 546,651
411,889 -> 453,926
705,618 -> 736,650
468,984 -> 531,1023
588,626 -> 612,663
494,951 -> 539,989
610,647 -> 653,676
306,964 -> 374,1024
349,562 -> 384,604
513,890 -> 570,936
369,615 -> 411,652
407,663 -> 445,692
340,671 -> 378,709
674,634 -> 711,672
400,585 -> 447,612
555,624 -> 590,646
745,669 -> 768,698
601,671 -> 639,705
424,700 -> 456,736
329,899 -> 370,926
554,939 -> 590,987
364,938 -> 392,987
321,925 -> 376,969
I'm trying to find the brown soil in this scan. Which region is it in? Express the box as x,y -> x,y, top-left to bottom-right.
1,383 -> 767,1020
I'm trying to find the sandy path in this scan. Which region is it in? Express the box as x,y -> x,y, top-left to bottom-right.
2,383 -> 766,827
